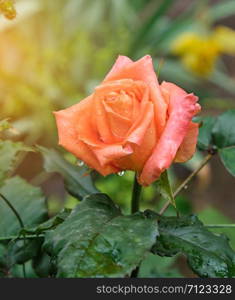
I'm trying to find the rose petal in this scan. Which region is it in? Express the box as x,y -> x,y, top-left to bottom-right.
104,55 -> 167,136
126,101 -> 154,145
116,118 -> 158,172
54,97 -> 117,175
104,55 -> 157,85
104,55 -> 133,81
93,144 -> 133,167
174,122 -> 199,163
103,100 -> 133,140
139,82 -> 199,186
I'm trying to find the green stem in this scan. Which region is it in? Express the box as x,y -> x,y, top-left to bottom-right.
206,224 -> 235,228
159,153 -> 213,215
0,234 -> 44,241
0,193 -> 24,229
0,193 -> 26,278
131,174 -> 142,213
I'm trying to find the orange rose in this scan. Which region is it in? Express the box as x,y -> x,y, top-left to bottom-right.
54,55 -> 200,186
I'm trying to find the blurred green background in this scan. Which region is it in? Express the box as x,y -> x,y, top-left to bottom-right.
1,0 -> 235,277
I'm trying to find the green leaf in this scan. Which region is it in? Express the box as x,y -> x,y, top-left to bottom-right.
212,110 -> 235,148
194,116 -> 217,151
155,170 -> 175,207
24,208 -> 71,235
0,176 -> 47,236
199,206 -> 235,250
10,261 -> 38,278
138,253 -> 181,278
44,194 -> 158,278
0,140 -> 32,184
219,147 -> 235,177
0,243 -> 6,272
150,213 -> 235,278
39,146 -> 98,200
7,238 -> 43,265
33,252 -> 56,278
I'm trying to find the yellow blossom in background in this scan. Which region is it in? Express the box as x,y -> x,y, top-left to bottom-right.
172,26 -> 235,76
213,26 -> 235,55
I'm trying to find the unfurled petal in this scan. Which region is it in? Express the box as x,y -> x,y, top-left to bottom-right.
93,144 -> 133,167
54,98 -> 117,175
139,82 -> 200,186
116,118 -> 158,172
174,122 -> 199,163
104,55 -> 133,81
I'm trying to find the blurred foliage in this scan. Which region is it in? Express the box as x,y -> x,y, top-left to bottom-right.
0,0 -> 235,277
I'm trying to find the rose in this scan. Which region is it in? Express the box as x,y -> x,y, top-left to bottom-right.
54,55 -> 200,186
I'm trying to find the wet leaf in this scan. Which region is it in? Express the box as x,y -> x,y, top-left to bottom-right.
39,146 -> 98,200
24,208 -> 71,235
149,213 -> 235,278
44,193 -> 158,278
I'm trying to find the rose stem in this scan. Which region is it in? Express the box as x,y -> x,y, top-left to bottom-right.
131,173 -> 142,213
0,193 -> 26,278
159,153 -> 213,215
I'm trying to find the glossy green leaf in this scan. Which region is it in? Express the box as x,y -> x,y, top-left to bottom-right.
39,146 -> 98,200
0,176 -> 47,236
212,110 -> 235,148
0,140 -> 32,184
194,116 -> 217,151
44,193 -> 158,278
155,170 -> 175,207
148,213 -> 235,278
219,147 -> 235,177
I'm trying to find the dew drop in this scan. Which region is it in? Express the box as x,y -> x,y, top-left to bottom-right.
77,160 -> 84,167
184,185 -> 188,190
117,171 -> 125,176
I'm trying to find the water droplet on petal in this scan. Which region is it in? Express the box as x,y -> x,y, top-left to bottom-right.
117,171 -> 125,176
77,160 -> 84,167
